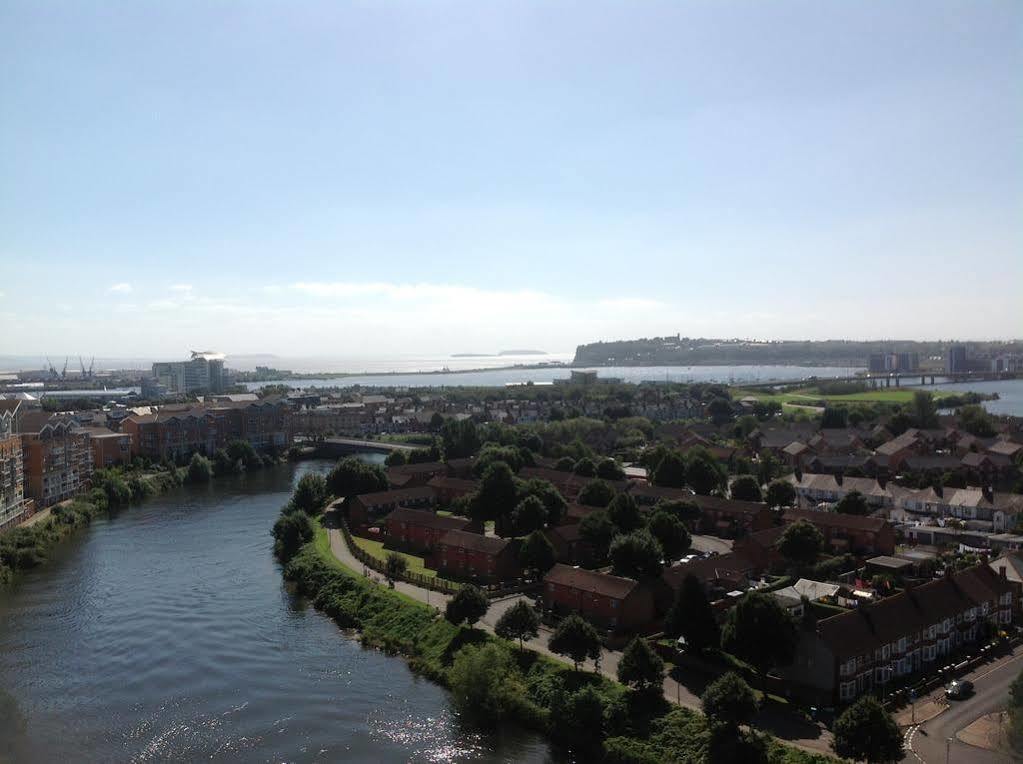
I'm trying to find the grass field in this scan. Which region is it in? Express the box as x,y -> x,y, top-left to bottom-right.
732,386 -> 960,407
349,535 -> 460,586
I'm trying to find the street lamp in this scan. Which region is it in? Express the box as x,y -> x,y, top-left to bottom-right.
946,736 -> 953,763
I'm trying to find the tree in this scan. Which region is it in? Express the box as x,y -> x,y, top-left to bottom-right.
912,390 -> 939,429
609,529 -> 664,579
656,498 -> 702,528
648,510 -> 691,561
835,490 -> 869,516
509,495 -> 547,535
519,531 -> 556,578
707,397 -> 735,424
730,475 -> 762,502
548,614 -> 601,671
722,592 -> 799,674
960,404 -> 996,437
384,450 -> 407,467
385,551 -> 408,583
776,519 -> 823,568
555,456 -> 575,471
445,585 -> 490,627
665,574 -> 719,653
578,479 -> 615,508
820,406 -> 848,429
494,599 -> 540,650
573,457 -> 597,477
187,453 -> 213,483
519,478 -> 568,526
756,450 -> 782,486
832,696 -> 904,763
292,472 -> 328,514
327,457 -> 388,499
271,510 -> 313,561
701,672 -> 759,734
685,448 -> 726,495
552,685 -> 606,750
606,492 -> 644,533
471,462 -> 521,527
579,510 -> 616,561
617,637 -> 665,693
448,643 -> 523,725
473,443 -> 525,475
442,418 -> 480,459
651,450 -> 687,488
596,457 -> 626,481
765,479 -> 796,508
429,412 -> 445,431
407,446 -> 439,464
226,439 -> 262,470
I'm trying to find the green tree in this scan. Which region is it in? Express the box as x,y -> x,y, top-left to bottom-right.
552,685 -> 606,750
448,643 -> 524,725
656,498 -> 702,527
617,637 -> 665,693
820,406 -> 848,429
573,457 -> 597,477
701,672 -> 759,734
835,490 -> 869,515
385,551 -> 408,583
765,479 -> 796,508
665,574 -> 719,653
606,492 -> 643,533
756,450 -> 782,486
327,457 -> 388,499
734,414 -> 759,439
685,447 -> 726,495
548,614 -> 601,671
519,479 -> 567,525
579,510 -> 616,561
722,592 -> 799,674
519,531 -> 556,578
429,412 -> 445,431
473,443 -> 525,475
911,390 -> 939,429
651,450 -> 687,488
648,510 -> 691,561
384,450 -> 407,467
509,495 -> 547,535
609,529 -> 664,579
776,519 -> 823,568
596,457 -> 626,481
494,599 -> 540,650
730,475 -> 762,502
445,585 -> 490,627
578,479 -> 615,508
292,472 -> 328,514
471,461 -> 521,527
442,418 -> 481,459
960,404 -> 996,437
555,455 -> 575,471
226,439 -> 262,470
271,510 -> 314,562
187,453 -> 213,483
832,696 -> 904,763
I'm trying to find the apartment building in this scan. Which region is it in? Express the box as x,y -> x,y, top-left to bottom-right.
541,563 -> 656,635
0,400 -> 29,530
18,411 -> 93,509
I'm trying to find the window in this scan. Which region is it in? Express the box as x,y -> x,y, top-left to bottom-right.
840,682 -> 856,701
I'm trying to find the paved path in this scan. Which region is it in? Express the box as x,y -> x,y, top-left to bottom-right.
324,509 -> 833,756
905,650 -> 1022,763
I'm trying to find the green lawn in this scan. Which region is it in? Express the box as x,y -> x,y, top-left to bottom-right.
732,386 -> 960,407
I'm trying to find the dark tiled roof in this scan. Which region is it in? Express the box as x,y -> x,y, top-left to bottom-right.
545,563 -> 638,599
785,507 -> 888,533
354,486 -> 436,505
692,495 -> 770,517
426,476 -> 479,492
382,507 -> 471,532
438,529 -> 510,555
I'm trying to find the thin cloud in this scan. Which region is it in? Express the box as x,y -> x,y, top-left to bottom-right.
598,297 -> 664,310
108,283 -> 133,294
169,284 -> 193,292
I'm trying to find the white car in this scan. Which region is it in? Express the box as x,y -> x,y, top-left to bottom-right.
945,680 -> 974,700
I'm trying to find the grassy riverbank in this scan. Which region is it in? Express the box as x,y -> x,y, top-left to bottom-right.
284,520 -> 835,763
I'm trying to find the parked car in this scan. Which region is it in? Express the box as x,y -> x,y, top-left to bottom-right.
945,680 -> 974,700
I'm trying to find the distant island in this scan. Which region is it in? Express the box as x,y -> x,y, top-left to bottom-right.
451,350 -> 547,358
573,336 -> 1021,369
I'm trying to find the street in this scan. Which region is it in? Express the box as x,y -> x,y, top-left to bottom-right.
906,650 -> 1022,763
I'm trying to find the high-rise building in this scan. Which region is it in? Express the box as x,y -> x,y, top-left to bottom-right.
945,345 -> 968,374
152,351 -> 227,394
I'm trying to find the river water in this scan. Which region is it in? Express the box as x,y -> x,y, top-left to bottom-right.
0,459 -> 552,763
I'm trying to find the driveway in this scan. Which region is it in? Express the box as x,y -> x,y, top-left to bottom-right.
690,534 -> 733,556
905,650 -> 1022,763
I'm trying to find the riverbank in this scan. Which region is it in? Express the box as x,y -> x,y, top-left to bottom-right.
282,508 -> 836,762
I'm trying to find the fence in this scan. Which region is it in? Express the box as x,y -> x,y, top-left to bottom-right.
337,519 -> 462,595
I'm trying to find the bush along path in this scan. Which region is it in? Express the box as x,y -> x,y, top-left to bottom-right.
1,442 -> 283,586
275,500 -> 836,763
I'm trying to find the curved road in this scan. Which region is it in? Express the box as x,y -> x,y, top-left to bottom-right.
906,651 -> 1022,763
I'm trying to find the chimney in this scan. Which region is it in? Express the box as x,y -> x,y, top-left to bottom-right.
835,473 -> 843,487
1000,565 -> 1007,579
877,474 -> 888,490
983,485 -> 994,502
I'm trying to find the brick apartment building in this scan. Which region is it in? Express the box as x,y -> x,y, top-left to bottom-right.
432,529 -> 520,584
381,507 -> 473,553
541,563 -> 656,635
348,486 -> 437,529
18,411 -> 93,509
0,400 -> 29,530
82,426 -> 133,470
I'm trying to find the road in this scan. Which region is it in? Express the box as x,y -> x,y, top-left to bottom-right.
690,534 -> 733,556
906,651 -> 1022,763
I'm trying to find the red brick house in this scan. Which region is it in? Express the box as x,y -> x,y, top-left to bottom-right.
348,486 -> 437,529
381,507 -> 473,553
432,529 -> 521,584
83,426 -> 132,469
783,508 -> 895,556
542,523 -> 593,566
518,467 -> 588,499
630,483 -> 693,507
690,495 -> 774,536
541,564 -> 656,635
386,461 -> 448,488
426,475 -> 478,505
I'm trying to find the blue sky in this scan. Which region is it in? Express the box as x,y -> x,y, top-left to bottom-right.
1,0 -> 1020,359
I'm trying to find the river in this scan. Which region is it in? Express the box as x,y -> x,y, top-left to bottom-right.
0,459 -> 552,763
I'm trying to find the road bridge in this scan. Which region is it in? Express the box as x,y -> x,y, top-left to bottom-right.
312,437 -> 419,457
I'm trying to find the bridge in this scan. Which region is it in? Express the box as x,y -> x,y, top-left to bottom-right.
738,370 -> 1019,391
312,437 -> 419,457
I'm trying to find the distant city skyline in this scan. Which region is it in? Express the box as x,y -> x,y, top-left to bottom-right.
1,1 -> 1020,357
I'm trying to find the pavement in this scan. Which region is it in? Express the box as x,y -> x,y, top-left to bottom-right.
904,650 -> 1023,763
323,509 -> 835,756
689,534 -> 733,556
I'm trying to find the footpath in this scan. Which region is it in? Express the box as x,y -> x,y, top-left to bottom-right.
324,509 -> 834,756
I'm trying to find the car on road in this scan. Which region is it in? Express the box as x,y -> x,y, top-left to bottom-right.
944,679 -> 974,700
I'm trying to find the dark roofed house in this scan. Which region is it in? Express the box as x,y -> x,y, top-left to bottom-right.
658,551 -> 759,611
349,486 -> 437,529
381,507 -> 473,553
783,508 -> 895,556
426,475 -> 478,505
630,483 -> 693,507
542,523 -> 593,566
962,451 -> 1015,483
432,529 -> 521,584
387,461 -> 448,487
542,563 -> 656,635
690,495 -> 774,536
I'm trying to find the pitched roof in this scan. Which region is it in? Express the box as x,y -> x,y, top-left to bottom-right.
437,529 -> 511,555
382,507 -> 471,532
545,563 -> 638,599
661,551 -> 758,589
691,494 -> 770,517
784,507 -> 889,533
425,475 -> 479,492
354,486 -> 436,505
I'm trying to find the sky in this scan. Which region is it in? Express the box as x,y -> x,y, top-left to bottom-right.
1,0 -> 1021,361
